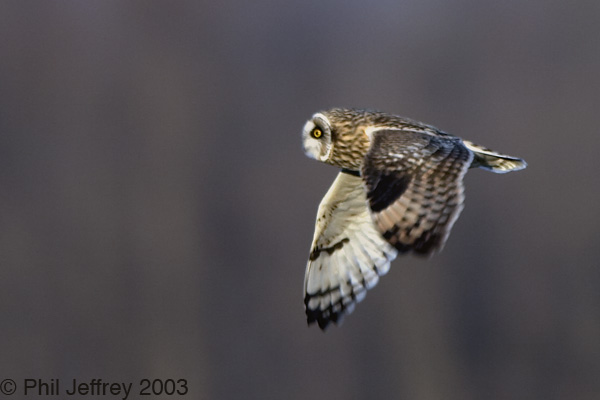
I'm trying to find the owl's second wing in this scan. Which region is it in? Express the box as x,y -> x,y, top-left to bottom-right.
304,171 -> 398,330
362,128 -> 474,255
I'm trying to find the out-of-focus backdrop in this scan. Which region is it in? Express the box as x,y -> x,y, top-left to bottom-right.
1,1 -> 599,399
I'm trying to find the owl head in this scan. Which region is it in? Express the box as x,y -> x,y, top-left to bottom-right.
302,112 -> 334,162
302,108 -> 375,169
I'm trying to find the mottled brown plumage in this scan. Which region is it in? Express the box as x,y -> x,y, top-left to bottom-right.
301,108 -> 527,330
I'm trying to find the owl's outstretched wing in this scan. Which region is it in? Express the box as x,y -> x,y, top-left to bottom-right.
304,171 -> 398,330
362,128 -> 474,255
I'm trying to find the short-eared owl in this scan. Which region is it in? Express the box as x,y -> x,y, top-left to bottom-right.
302,108 -> 526,330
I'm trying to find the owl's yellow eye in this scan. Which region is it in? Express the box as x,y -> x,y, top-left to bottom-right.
312,128 -> 323,139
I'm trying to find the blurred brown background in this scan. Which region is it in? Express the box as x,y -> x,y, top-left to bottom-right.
1,1 -> 599,399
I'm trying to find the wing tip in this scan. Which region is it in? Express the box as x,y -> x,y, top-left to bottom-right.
305,295 -> 346,331
463,140 -> 527,174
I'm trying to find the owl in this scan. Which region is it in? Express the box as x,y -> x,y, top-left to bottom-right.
302,108 -> 526,330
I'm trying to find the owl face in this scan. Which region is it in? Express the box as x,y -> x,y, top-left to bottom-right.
302,112 -> 333,162
302,109 -> 373,170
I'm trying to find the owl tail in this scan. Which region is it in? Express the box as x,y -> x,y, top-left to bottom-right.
463,140 -> 527,173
